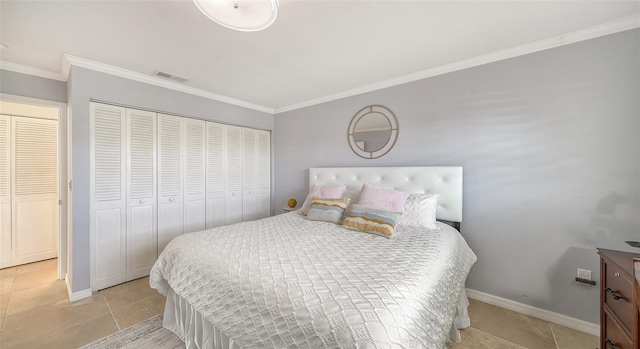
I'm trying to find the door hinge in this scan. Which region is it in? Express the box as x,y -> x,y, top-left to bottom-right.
68,180 -> 72,191
59,200 -> 63,206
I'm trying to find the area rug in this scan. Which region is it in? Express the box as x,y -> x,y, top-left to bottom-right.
80,315 -> 184,349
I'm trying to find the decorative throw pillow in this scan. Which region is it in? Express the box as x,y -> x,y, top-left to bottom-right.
305,197 -> 351,224
299,184 -> 347,216
355,183 -> 410,213
398,194 -> 439,230
342,204 -> 400,239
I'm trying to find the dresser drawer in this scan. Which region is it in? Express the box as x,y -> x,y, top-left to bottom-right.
603,311 -> 634,349
604,260 -> 634,331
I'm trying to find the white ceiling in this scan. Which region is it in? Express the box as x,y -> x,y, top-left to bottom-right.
1,1 -> 638,112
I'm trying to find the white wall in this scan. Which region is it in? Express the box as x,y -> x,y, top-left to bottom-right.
273,29 -> 640,324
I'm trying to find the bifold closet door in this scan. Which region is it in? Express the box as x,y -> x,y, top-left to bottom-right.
158,115 -> 205,251
0,115 -> 11,268
11,116 -> 58,266
126,109 -> 157,279
205,122 -> 224,229
243,128 -> 271,222
224,125 -> 243,225
256,130 -> 271,219
90,103 -> 127,289
183,119 -> 205,234
158,114 -> 183,253
242,128 -> 257,221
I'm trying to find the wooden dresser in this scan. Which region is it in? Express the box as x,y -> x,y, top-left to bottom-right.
598,248 -> 640,349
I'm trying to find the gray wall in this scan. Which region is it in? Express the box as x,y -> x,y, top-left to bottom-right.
68,66 -> 274,293
274,29 -> 640,324
0,69 -> 67,102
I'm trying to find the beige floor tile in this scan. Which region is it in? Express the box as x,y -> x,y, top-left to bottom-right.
0,286 -> 10,312
111,292 -> 166,329
101,276 -> 161,311
1,294 -> 111,348
0,267 -> 17,277
467,299 -> 557,349
6,279 -> 68,315
0,306 -> 6,330
7,313 -> 119,349
451,327 -> 527,349
0,273 -> 14,292
15,258 -> 57,275
10,265 -> 59,292
550,323 -> 599,349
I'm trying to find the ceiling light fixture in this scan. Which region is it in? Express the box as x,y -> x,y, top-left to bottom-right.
193,0 -> 278,32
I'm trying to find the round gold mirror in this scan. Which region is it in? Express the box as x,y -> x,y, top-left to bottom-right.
348,105 -> 398,159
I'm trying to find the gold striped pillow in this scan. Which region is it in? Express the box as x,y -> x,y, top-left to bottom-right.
305,197 -> 351,224
342,204 -> 400,239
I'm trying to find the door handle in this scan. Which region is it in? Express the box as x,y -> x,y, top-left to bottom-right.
139,200 -> 145,204
169,198 -> 174,202
605,287 -> 622,300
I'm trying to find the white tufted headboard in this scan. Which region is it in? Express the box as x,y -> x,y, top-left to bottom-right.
309,167 -> 463,223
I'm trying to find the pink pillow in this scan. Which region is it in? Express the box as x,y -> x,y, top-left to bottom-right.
299,184 -> 347,215
356,183 -> 410,213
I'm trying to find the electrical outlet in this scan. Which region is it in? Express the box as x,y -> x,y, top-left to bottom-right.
577,269 -> 592,281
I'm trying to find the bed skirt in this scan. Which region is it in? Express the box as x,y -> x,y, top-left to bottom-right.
162,287 -> 471,349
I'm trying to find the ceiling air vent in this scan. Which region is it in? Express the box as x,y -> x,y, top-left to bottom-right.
152,71 -> 188,84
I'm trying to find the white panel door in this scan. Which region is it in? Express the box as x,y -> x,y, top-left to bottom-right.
183,119 -> 205,234
11,116 -> 58,266
225,125 -> 243,225
0,115 -> 11,268
90,103 -> 127,290
242,128 -> 271,222
126,109 -> 157,279
158,114 -> 183,253
256,129 -> 271,219
242,128 -> 258,221
205,122 -> 225,229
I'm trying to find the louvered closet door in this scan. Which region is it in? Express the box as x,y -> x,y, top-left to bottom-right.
256,130 -> 271,219
126,109 -> 157,279
205,122 -> 225,229
242,128 -> 258,221
0,115 -> 11,268
183,119 -> 205,234
225,125 -> 243,225
158,114 -> 183,253
11,116 -> 58,266
90,103 -> 127,289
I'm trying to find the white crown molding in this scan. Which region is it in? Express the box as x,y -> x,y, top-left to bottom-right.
466,288 -> 600,336
275,14 -> 640,114
61,54 -> 274,114
0,60 -> 65,81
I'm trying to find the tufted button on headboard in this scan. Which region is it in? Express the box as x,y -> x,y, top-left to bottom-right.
309,167 -> 463,223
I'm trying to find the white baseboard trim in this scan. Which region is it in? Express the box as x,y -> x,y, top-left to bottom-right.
65,274 -> 92,302
466,288 -> 599,337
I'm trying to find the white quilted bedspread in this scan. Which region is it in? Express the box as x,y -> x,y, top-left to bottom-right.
149,212 -> 477,349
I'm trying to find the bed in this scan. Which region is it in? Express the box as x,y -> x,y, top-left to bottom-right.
150,166 -> 477,349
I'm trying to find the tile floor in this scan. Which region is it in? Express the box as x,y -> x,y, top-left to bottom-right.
0,259 -> 165,348
0,259 -> 600,349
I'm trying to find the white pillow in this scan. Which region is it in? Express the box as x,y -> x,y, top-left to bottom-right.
398,194 -> 439,230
